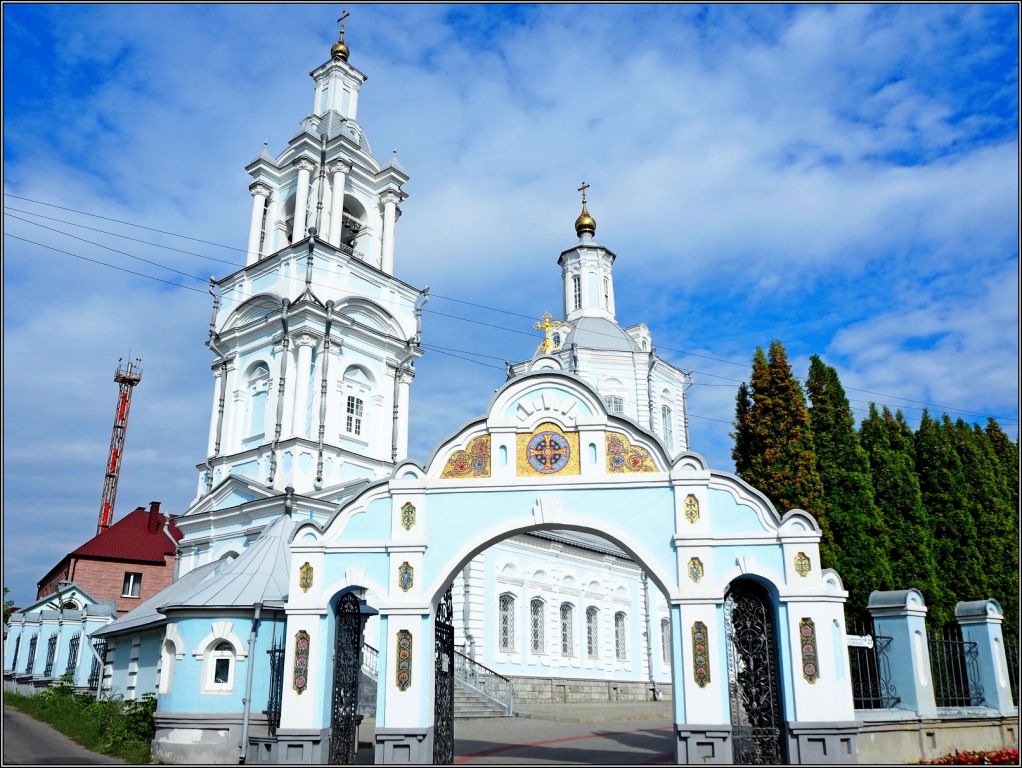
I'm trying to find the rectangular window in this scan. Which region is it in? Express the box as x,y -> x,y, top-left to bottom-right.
560,604 -> 574,656
615,613 -> 627,660
662,405 -> 674,451
530,599 -> 545,654
499,594 -> 515,651
346,396 -> 363,436
603,276 -> 609,309
214,657 -> 230,684
603,396 -> 624,416
122,572 -> 142,598
586,607 -> 599,659
572,275 -> 582,311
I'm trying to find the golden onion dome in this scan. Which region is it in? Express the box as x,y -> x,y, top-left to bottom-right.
331,38 -> 349,61
574,203 -> 596,237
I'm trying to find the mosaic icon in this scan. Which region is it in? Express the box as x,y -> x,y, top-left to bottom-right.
398,561 -> 414,592
799,618 -> 819,683
606,432 -> 658,473
794,552 -> 811,578
692,621 -> 710,687
440,436 -> 490,479
527,431 -> 571,474
396,630 -> 413,691
684,494 -> 699,524
400,502 -> 416,531
688,557 -> 704,583
299,562 -> 313,593
293,630 -> 310,694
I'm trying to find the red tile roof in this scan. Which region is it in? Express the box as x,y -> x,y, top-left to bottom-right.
70,503 -> 183,564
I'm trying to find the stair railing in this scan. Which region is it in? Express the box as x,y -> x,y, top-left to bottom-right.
362,642 -> 379,680
453,648 -> 514,715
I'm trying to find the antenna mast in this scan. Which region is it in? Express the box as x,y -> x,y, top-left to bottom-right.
97,357 -> 143,534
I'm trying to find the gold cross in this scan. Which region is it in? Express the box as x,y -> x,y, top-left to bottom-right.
533,312 -> 563,355
337,10 -> 350,37
577,181 -> 590,206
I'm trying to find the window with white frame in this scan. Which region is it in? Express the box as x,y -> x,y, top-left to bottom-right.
603,276 -> 609,308
661,618 -> 672,666
530,599 -> 545,654
662,404 -> 674,451
206,641 -> 235,691
572,275 -> 582,311
615,612 -> 627,660
560,603 -> 574,656
498,594 -> 515,651
345,395 -> 364,436
246,362 -> 270,438
603,395 -> 624,416
122,572 -> 142,598
586,607 -> 599,658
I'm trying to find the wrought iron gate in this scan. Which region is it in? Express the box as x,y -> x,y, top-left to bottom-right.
433,586 -> 455,764
328,592 -> 364,764
724,581 -> 786,764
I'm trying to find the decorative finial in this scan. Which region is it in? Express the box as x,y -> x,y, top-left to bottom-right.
331,10 -> 351,61
533,312 -> 564,355
574,181 -> 596,237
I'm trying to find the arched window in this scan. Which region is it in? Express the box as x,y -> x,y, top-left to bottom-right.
498,594 -> 515,651
342,366 -> 372,438
206,641 -> 236,692
246,363 -> 271,438
346,395 -> 364,435
661,618 -> 672,666
560,603 -> 574,656
586,607 -> 599,659
159,639 -> 176,694
661,404 -> 674,452
530,599 -> 545,654
615,612 -> 627,660
572,275 -> 582,311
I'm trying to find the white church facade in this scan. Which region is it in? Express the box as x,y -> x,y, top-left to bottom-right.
8,20 -> 955,766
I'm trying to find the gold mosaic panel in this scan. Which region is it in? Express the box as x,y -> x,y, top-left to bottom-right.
684,494 -> 699,523
794,552 -> 811,578
440,435 -> 491,479
516,422 -> 580,477
606,432 -> 659,473
299,561 -> 313,593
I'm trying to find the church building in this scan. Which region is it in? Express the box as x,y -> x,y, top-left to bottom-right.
7,19 -> 871,766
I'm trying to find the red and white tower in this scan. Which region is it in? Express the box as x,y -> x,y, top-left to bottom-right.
97,357 -> 143,534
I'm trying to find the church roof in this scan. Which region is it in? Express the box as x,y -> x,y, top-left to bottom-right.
526,529 -> 628,558
158,514 -> 294,611
570,316 -> 640,353
62,505 -> 181,567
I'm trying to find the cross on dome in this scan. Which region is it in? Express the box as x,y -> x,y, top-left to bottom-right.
574,181 -> 596,237
534,311 -> 563,355
331,9 -> 351,61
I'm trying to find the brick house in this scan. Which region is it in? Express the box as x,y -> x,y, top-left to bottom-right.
36,502 -> 182,615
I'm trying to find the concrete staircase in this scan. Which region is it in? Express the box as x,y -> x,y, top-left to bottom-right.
455,679 -> 512,718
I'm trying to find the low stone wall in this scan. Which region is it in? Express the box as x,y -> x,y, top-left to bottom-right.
509,675 -> 673,704
857,709 -> 1018,764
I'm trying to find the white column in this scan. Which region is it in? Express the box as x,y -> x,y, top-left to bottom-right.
396,370 -> 412,460
263,194 -> 282,257
380,190 -> 400,274
206,367 -> 224,455
328,162 -> 350,248
293,335 -> 316,439
246,183 -> 271,264
220,362 -> 238,452
291,159 -> 316,245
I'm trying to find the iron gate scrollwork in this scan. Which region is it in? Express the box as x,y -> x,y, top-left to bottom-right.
329,592 -> 364,764
433,585 -> 455,764
724,581 -> 786,765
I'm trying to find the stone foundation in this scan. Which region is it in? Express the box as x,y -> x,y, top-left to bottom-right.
509,675 -> 673,703
153,712 -> 271,764
374,726 -> 432,763
857,710 -> 1018,763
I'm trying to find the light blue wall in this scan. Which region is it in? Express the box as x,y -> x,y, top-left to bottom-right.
707,488 -> 767,534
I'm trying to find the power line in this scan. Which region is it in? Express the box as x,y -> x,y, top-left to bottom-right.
4,192 -> 1016,425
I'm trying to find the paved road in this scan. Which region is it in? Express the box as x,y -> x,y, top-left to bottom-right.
2,706 -> 124,765
454,716 -> 674,764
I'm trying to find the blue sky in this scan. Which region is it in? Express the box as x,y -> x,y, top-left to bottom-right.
3,4 -> 1018,607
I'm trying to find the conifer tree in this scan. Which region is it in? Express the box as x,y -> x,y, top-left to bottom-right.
732,382 -> 753,477
914,411 -> 984,628
859,406 -> 941,618
733,341 -> 826,530
806,357 -> 891,619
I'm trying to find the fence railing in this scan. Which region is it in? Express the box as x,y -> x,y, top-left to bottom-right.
453,648 -> 514,715
264,641 -> 285,736
1004,635 -> 1018,706
65,633 -> 82,676
88,639 -> 107,691
929,626 -> 984,707
846,619 -> 900,709
362,642 -> 379,680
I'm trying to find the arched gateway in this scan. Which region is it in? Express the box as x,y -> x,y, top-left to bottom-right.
274,369 -> 860,764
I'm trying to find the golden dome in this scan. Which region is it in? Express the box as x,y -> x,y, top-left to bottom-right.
574,203 -> 596,237
331,38 -> 350,61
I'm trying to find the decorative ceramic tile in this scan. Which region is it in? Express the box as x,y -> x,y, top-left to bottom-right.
299,562 -> 313,593
398,561 -> 414,592
691,621 -> 710,687
400,502 -> 416,531
799,618 -> 819,683
684,494 -> 699,524
794,552 -> 811,578
516,422 -> 580,477
688,557 -> 704,583
606,432 -> 659,473
440,435 -> 491,479
293,630 -> 310,694
396,630 -> 412,691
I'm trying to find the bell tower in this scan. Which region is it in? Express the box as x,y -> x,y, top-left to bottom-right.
194,17 -> 426,503
559,182 -> 618,322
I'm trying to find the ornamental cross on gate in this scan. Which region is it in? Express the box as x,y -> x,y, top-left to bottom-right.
530,433 -> 565,469
534,312 -> 563,355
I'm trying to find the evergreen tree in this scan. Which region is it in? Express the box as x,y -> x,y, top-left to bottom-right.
914,411 -> 984,628
734,341 -> 826,528
732,382 -> 753,477
806,357 -> 892,619
859,406 -> 941,615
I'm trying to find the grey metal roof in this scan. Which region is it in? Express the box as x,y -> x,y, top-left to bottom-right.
92,560 -> 221,638
159,514 -> 294,611
570,317 -> 640,352
525,529 -> 629,558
